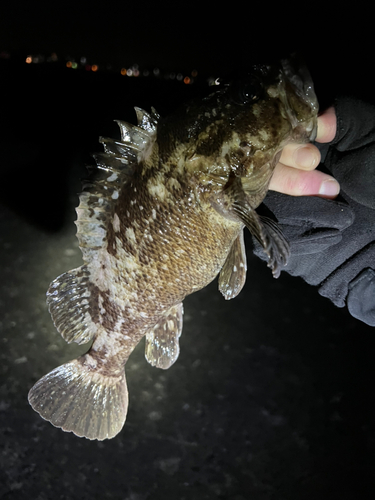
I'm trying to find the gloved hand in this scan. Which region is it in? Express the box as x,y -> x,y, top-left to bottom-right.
254,97 -> 375,327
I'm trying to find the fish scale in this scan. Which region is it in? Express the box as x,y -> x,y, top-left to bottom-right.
28,58 -> 318,440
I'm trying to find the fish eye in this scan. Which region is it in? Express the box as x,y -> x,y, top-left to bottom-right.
232,77 -> 262,105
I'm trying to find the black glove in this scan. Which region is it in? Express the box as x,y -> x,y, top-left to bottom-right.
254,96 -> 375,327
320,97 -> 375,210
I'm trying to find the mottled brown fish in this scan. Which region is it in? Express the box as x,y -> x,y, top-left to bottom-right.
28,59 -> 318,440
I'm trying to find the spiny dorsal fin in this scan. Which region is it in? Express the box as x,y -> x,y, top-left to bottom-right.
134,107 -> 158,133
99,136 -> 142,157
75,115 -> 157,263
91,151 -> 134,170
115,120 -> 154,149
151,107 -> 161,122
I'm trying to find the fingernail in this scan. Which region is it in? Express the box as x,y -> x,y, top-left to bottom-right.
296,147 -> 316,168
319,179 -> 340,196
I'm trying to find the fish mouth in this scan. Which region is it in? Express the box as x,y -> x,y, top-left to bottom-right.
280,56 -> 318,114
279,56 -> 319,142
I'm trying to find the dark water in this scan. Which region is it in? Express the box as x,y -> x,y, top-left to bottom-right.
0,61 -> 374,500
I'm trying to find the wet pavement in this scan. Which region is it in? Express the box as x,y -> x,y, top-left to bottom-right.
0,62 -> 374,500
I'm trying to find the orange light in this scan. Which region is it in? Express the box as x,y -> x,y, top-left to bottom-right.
26,56 -> 32,64
184,76 -> 190,84
120,68 -> 127,76
91,64 -> 98,72
66,61 -> 72,68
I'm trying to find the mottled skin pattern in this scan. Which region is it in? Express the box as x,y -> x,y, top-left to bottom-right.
86,145 -> 242,376
84,65 -> 316,374
28,60 -> 318,439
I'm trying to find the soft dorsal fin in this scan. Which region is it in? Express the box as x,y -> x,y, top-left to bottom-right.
75,113 -> 157,264
47,265 -> 98,345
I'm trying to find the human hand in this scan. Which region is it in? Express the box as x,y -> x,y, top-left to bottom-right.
259,97 -> 375,326
269,107 -> 339,197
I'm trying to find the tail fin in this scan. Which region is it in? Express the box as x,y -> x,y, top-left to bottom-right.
28,358 -> 128,440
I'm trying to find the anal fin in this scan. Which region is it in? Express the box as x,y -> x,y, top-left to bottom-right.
145,303 -> 183,369
219,229 -> 247,300
47,265 -> 98,345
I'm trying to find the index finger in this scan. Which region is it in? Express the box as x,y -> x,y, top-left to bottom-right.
316,106 -> 337,143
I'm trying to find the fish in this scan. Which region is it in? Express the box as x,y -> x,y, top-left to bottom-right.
28,58 -> 318,440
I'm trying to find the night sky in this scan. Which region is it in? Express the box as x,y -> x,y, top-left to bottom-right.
2,2 -> 267,71
1,4 -> 369,75
1,4 -> 373,106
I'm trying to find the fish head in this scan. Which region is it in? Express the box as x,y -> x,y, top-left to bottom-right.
171,58 -> 318,205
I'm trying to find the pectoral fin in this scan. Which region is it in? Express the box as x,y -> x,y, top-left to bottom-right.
219,230 -> 247,300
215,175 -> 290,278
232,201 -> 289,278
145,303 -> 183,369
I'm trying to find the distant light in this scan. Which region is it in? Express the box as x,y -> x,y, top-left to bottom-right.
184,76 -> 191,84
26,56 -> 32,64
176,73 -> 183,81
120,68 -> 127,76
91,64 -> 98,72
80,56 -> 86,65
127,68 -> 133,76
71,62 -> 78,69
133,69 -> 139,77
169,72 -> 175,80
153,67 -> 160,76
66,61 -> 72,68
191,69 -> 198,77
143,69 -> 149,77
